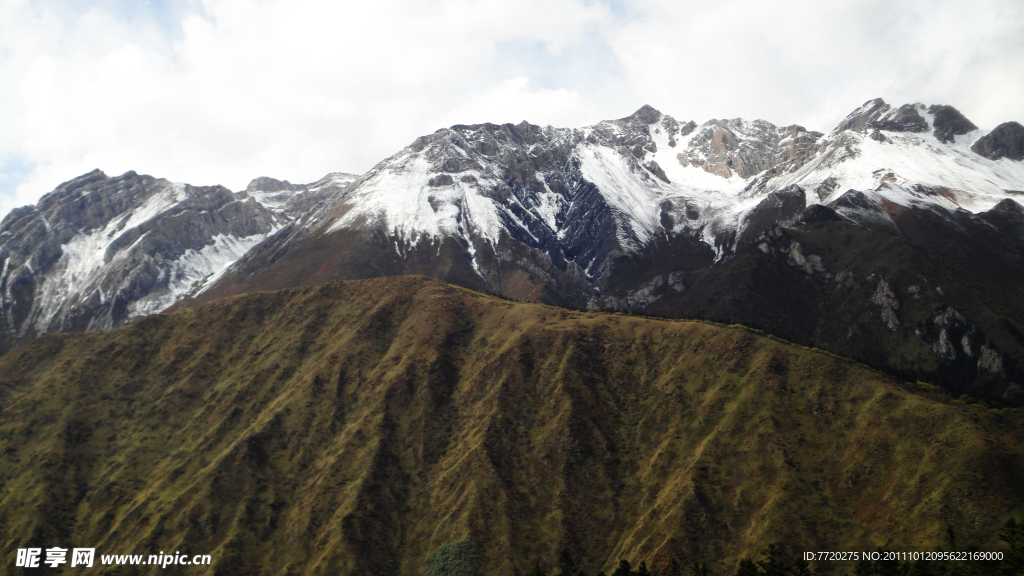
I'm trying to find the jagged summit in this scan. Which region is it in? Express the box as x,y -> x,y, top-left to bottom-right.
246,176 -> 302,192
927,104 -> 978,143
833,98 -> 891,132
618,104 -> 664,124
831,98 -> 979,143
972,121 -> 1024,161
242,172 -> 359,216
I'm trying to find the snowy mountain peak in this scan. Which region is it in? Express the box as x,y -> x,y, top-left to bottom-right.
971,121 -> 1024,161
299,100 -> 1024,283
618,104 -> 664,125
867,102 -> 931,133
0,170 -> 281,353
926,104 -> 978,143
246,176 -> 303,193
832,98 -> 979,144
244,172 -> 360,217
742,98 -> 1024,216
832,97 -> 893,133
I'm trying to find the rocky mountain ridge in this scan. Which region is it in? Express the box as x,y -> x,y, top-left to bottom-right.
3,98 -> 1024,400
0,170 -> 283,353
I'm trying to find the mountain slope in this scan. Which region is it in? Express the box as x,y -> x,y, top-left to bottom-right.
1,276 -> 1021,575
652,199 -> 1024,399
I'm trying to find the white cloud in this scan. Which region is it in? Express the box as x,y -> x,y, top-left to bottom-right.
0,0 -> 611,219
440,77 -> 592,127
603,0 -> 1024,131
1,0 -> 1022,222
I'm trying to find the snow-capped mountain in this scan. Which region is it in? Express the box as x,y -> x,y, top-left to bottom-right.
0,170 -> 286,353
3,98 -> 1024,401
193,99 -> 1024,400
0,169 -> 368,355
745,100 -> 1024,215
202,99 -> 1023,304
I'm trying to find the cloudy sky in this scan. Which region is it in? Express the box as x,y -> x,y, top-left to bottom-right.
1,0 -> 1023,220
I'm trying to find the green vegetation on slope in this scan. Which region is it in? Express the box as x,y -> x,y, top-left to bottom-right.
425,540 -> 482,576
0,276 -> 1022,575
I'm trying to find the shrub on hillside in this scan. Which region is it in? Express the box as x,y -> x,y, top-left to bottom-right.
425,540 -> 482,576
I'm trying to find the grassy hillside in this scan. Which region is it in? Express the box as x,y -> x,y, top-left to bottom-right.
0,276 -> 1022,575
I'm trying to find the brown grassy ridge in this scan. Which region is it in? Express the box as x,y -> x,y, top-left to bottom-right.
0,275 -> 1021,575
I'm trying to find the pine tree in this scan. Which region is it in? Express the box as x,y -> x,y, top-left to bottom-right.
529,561 -> 547,576
756,544 -> 790,576
668,559 -> 683,576
636,560 -> 652,576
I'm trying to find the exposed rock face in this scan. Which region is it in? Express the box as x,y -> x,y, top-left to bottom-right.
798,203 -> 845,224
740,186 -> 807,243
247,176 -> 303,193
0,170 -> 281,354
827,190 -> 898,232
753,227 -> 823,274
961,332 -> 976,357
871,278 -> 900,309
596,271 -> 686,312
871,278 -> 900,331
928,105 -> 978,143
923,304 -> 1012,387
1005,383 -> 1024,405
978,345 -> 1005,375
243,172 -> 359,218
778,125 -> 823,164
833,98 -> 892,133
676,119 -> 799,179
934,329 -> 957,360
868,103 -> 930,133
934,307 -> 967,328
784,241 -> 826,274
971,122 -> 1024,161
834,270 -> 857,289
